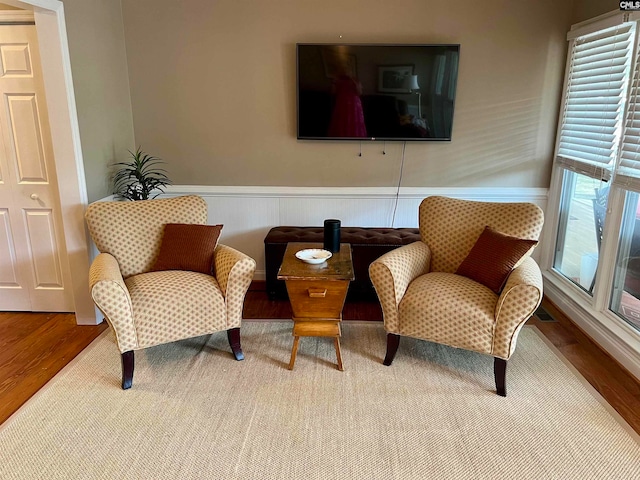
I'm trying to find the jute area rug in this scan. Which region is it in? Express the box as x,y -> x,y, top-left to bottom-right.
1,322 -> 639,480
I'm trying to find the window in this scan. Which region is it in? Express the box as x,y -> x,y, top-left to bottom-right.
553,171 -> 604,292
610,190 -> 640,330
549,12 -> 640,339
556,23 -> 633,181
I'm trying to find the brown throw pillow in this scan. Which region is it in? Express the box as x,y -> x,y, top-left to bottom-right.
151,223 -> 223,275
455,226 -> 538,294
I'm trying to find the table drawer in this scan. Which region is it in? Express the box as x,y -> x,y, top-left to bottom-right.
285,279 -> 349,318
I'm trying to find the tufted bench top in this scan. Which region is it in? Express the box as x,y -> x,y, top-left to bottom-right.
264,226 -> 421,302
264,226 -> 421,246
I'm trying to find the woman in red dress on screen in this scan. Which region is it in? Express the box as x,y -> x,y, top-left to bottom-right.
327,62 -> 368,138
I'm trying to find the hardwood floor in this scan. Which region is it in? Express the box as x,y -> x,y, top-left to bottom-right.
0,311 -> 107,425
1,292 -> 639,436
243,288 -> 383,321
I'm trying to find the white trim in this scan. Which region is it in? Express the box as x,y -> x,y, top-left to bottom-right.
565,10 -> 640,40
165,185 -> 548,202
539,167 -> 564,272
540,32 -> 575,274
34,6 -> 94,325
568,10 -> 626,39
166,185 -> 399,198
397,187 -> 548,202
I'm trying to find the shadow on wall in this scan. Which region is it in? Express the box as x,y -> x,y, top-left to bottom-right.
411,95 -> 545,185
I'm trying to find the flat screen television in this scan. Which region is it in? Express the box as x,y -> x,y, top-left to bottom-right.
297,43 -> 460,141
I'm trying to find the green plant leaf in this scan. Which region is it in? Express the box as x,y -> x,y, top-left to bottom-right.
111,147 -> 172,201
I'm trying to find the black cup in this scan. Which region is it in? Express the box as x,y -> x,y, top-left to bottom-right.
323,219 -> 341,253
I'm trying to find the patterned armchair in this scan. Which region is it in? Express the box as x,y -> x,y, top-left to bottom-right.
85,195 -> 256,389
369,196 -> 544,396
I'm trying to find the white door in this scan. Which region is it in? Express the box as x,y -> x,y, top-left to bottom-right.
0,23 -> 74,312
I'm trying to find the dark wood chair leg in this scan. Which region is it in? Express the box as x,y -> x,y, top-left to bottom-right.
227,328 -> 244,361
383,333 -> 400,366
121,351 -> 134,390
494,357 -> 507,397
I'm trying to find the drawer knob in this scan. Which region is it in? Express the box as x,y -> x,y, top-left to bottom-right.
308,288 -> 327,298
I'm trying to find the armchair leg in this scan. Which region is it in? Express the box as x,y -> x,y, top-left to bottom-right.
494,357 -> 507,397
383,333 -> 401,366
121,351 -> 134,390
227,328 -> 244,361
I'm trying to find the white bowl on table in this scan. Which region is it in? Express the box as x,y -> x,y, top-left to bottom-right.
295,249 -> 332,264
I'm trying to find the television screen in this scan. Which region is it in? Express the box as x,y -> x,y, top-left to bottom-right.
297,43 -> 460,141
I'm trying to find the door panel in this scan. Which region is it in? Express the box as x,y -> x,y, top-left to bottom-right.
0,43 -> 32,77
0,208 -> 19,285
0,207 -> 30,308
23,209 -> 63,288
0,24 -> 73,312
7,94 -> 47,182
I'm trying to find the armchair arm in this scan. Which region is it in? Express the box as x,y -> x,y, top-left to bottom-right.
89,253 -> 137,352
214,244 -> 256,328
369,241 -> 431,333
492,256 -> 543,359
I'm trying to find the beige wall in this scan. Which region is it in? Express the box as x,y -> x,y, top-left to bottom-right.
120,0 -> 573,189
572,0 -> 614,24
61,0 -> 135,202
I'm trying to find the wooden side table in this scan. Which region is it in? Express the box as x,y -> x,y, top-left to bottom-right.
277,242 -> 354,371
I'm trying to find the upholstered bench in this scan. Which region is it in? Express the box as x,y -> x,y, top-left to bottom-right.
264,226 -> 421,301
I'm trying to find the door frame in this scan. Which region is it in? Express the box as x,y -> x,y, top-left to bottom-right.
1,1 -> 96,324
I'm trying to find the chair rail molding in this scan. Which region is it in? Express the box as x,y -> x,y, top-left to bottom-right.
165,185 -> 549,202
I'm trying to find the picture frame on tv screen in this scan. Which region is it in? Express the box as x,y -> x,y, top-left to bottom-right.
377,65 -> 414,93
297,43 -> 460,142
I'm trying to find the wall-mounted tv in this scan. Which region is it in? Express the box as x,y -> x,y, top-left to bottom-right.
297,43 -> 460,141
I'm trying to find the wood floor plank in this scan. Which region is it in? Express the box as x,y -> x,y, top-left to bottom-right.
0,312 -> 107,425
0,311 -> 56,347
0,313 -> 65,366
242,291 -> 383,321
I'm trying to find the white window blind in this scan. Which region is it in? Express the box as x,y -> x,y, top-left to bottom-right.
557,23 -> 634,181
615,33 -> 640,192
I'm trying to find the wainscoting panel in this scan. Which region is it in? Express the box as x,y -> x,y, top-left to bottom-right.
278,197 -> 396,228
158,186 -> 548,279
205,195 -> 280,269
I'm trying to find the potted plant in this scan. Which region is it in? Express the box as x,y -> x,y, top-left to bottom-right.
112,147 -> 172,201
